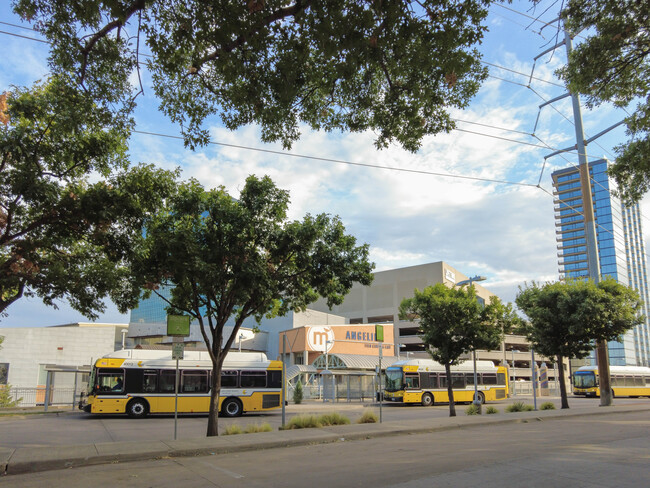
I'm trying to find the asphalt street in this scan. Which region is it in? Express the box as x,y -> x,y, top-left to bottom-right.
1,408 -> 649,488
1,395 -> 645,448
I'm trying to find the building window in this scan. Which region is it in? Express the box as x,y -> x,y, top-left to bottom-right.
368,315 -> 393,323
0,363 -> 8,384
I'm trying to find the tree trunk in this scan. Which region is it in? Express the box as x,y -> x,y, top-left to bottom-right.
206,361 -> 221,436
445,363 -> 456,417
597,340 -> 613,406
557,355 -> 569,409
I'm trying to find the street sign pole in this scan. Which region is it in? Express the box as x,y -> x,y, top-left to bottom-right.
172,337 -> 184,440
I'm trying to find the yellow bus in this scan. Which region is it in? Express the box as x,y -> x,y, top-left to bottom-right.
573,365 -> 650,398
79,349 -> 282,418
383,359 -> 508,405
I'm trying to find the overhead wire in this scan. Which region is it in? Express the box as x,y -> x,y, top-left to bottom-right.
2,12 -> 650,245
132,129 -> 540,188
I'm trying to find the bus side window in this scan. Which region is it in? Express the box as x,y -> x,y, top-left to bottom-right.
451,373 -> 465,388
159,370 -> 176,393
610,376 -> 619,387
482,373 -> 497,385
143,370 -> 157,393
404,374 -> 419,389
464,373 -> 474,386
634,376 -> 644,387
240,370 -> 266,388
96,368 -> 124,392
182,370 -> 209,393
267,370 -> 282,388
421,373 -> 437,389
497,372 -> 506,385
221,370 -> 238,388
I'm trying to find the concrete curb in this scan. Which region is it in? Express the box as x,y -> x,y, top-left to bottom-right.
3,403 -> 649,476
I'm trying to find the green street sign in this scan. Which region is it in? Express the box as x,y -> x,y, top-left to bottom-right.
375,324 -> 384,342
167,315 -> 190,336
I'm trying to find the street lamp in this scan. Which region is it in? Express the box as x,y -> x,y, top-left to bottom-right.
325,340 -> 333,370
511,349 -> 520,396
455,275 -> 487,411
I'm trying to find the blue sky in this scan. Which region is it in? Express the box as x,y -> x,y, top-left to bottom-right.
0,1 -> 643,327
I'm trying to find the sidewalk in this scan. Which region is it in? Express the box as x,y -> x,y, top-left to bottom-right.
2,402 -> 649,477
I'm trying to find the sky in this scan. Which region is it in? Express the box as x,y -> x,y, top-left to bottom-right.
1,1 -> 646,328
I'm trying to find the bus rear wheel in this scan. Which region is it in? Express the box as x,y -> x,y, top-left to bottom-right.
221,397 -> 243,417
475,392 -> 485,405
421,393 -> 434,407
126,398 -> 149,418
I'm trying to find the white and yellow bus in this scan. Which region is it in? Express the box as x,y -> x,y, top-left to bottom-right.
79,349 -> 282,418
573,365 -> 650,398
383,359 -> 508,406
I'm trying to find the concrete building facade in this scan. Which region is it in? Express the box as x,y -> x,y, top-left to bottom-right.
308,261 -> 560,383
0,323 -> 129,405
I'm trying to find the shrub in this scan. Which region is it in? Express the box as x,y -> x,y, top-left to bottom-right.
485,406 -> 499,415
223,424 -> 243,435
540,402 -> 556,410
244,423 -> 272,433
319,412 -> 351,426
293,380 -> 303,404
506,401 -> 534,413
281,414 -> 322,430
280,413 -> 352,430
357,409 -> 378,424
465,404 -> 481,415
0,384 -> 22,408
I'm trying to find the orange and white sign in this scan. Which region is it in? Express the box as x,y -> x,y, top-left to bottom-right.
307,326 -> 335,352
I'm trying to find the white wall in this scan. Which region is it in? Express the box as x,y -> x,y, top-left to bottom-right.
0,326 -> 124,388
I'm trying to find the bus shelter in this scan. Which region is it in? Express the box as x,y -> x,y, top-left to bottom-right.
311,354 -> 399,402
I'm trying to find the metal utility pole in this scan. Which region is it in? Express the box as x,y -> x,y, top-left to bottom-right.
563,27 -> 612,407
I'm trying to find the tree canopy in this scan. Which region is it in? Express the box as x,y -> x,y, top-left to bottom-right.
136,174 -> 374,435
559,0 -> 650,203
398,283 -> 515,416
0,77 -> 179,319
516,278 -> 643,408
14,0 -> 492,151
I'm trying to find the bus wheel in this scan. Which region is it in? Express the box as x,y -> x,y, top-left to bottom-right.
475,392 -> 485,405
126,398 -> 149,418
421,393 -> 434,407
221,397 -> 243,417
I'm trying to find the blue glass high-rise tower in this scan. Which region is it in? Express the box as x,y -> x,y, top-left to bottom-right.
552,159 -> 650,367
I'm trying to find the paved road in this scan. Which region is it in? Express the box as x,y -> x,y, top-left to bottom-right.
2,395 -> 647,448
2,409 -> 648,487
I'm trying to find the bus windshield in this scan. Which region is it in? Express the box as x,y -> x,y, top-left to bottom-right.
385,369 -> 403,392
573,371 -> 596,388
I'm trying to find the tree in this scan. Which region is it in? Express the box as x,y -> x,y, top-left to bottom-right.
293,380 -> 304,404
0,77 -> 179,319
14,0 -> 492,152
559,0 -> 650,203
135,175 -> 374,436
398,283 -> 515,417
516,278 -> 643,409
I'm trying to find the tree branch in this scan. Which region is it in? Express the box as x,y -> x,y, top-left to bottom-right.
78,0 -> 147,83
193,0 -> 314,70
